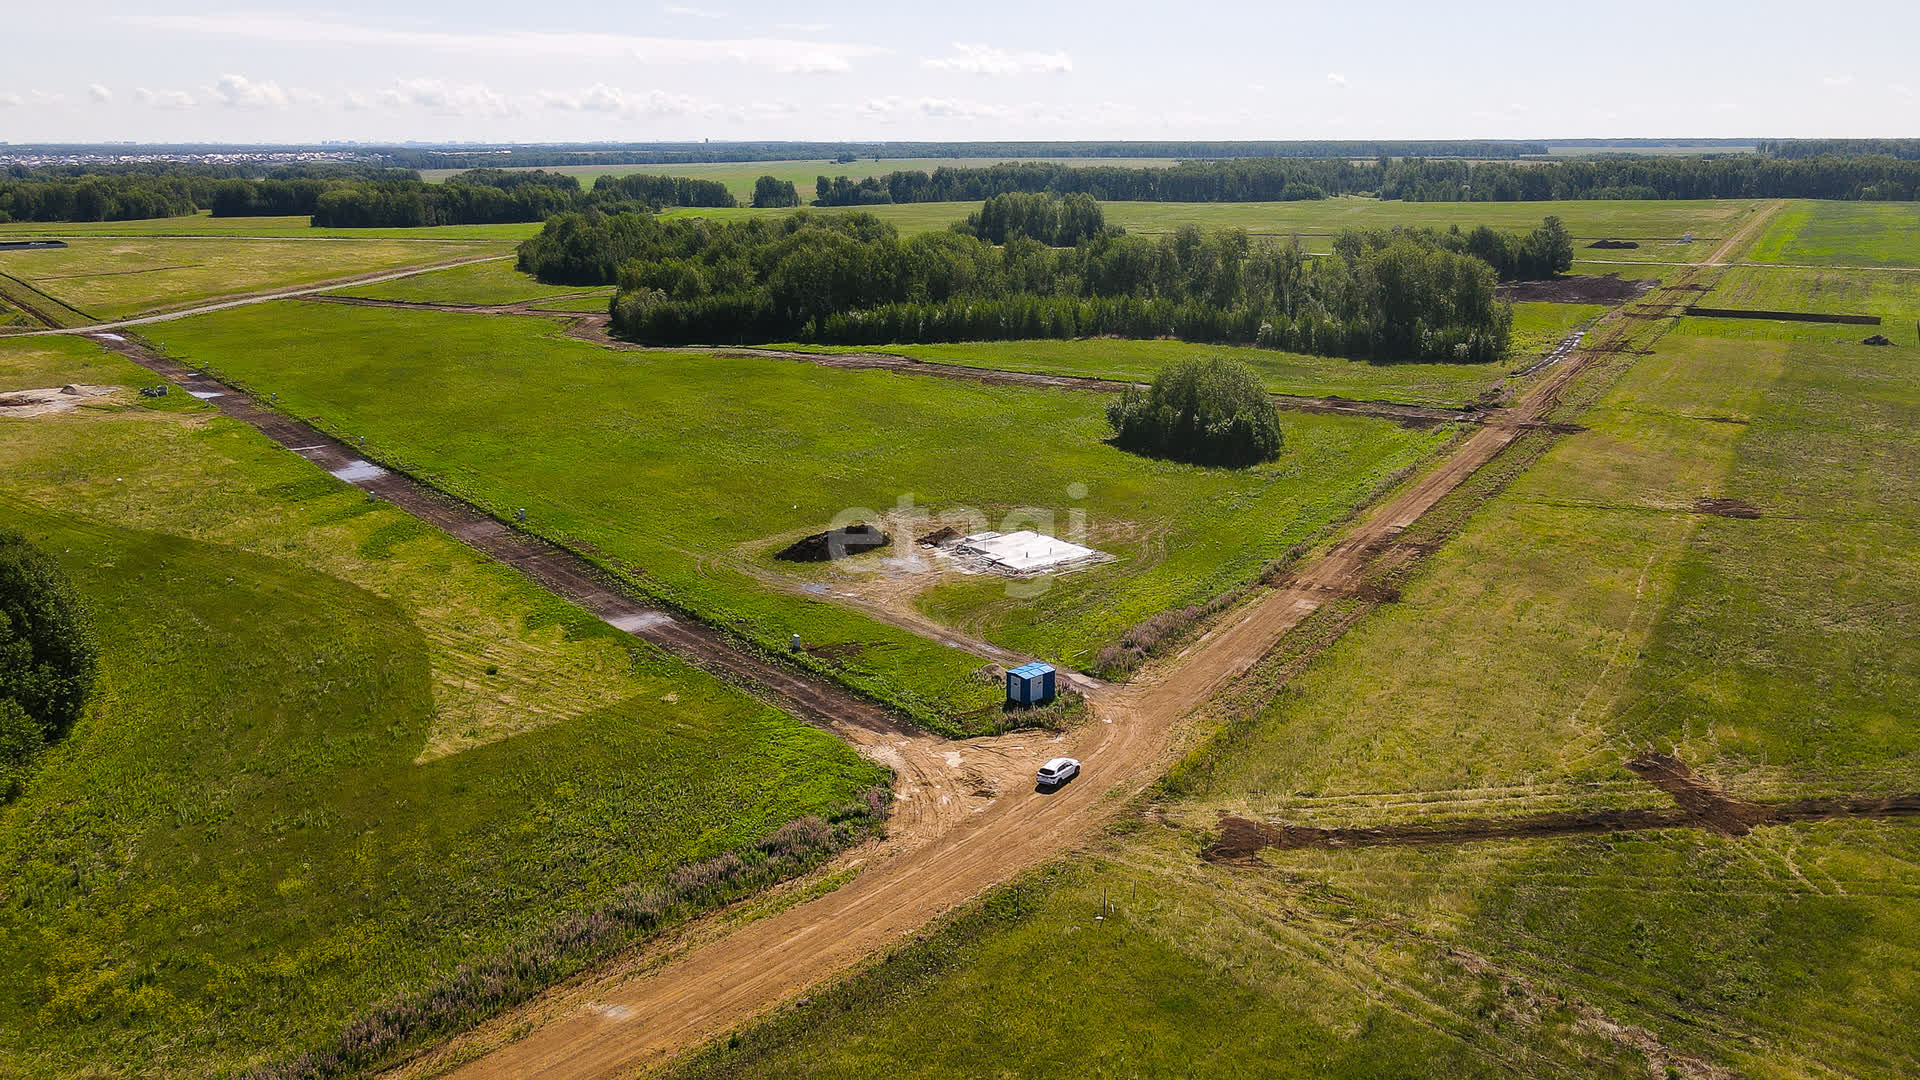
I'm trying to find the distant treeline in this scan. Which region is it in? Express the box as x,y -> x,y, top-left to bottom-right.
1377,156 -> 1920,200
809,155 -> 1920,205
1758,139 -> 1920,161
297,170 -> 738,228
389,140 -> 1555,170
0,164 -> 746,225
519,206 -> 1519,364
0,163 -> 407,223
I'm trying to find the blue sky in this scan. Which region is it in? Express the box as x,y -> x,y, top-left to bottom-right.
2,1 -> 1916,143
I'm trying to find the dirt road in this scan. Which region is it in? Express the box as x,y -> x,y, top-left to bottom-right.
427,203 -> 1786,1080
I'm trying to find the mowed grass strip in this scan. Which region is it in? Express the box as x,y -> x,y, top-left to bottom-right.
0,336 -> 886,1077
151,303 -> 1442,725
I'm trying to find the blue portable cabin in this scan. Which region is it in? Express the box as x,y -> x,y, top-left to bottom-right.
1006,662 -> 1057,706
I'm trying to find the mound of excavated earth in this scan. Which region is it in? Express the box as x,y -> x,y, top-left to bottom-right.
776,523 -> 891,562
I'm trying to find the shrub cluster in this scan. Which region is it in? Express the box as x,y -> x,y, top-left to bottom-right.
243,790 -> 889,1080
1106,358 -> 1284,467
0,530 -> 97,799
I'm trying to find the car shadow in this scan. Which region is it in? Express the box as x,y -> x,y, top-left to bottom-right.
1034,775 -> 1076,795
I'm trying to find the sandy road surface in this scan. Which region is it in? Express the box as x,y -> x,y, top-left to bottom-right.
434,203 -> 1785,1080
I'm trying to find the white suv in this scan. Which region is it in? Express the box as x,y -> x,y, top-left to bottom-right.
1036,757 -> 1080,787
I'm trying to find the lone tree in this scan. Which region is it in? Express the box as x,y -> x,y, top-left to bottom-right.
1106,357 -> 1284,467
0,530 -> 97,798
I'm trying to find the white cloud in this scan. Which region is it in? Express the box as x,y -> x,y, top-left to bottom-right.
134,87 -> 197,109
1823,74 -> 1855,87
0,93 -> 22,108
662,4 -> 725,17
211,74 -> 290,109
1892,83 -> 1917,100
778,51 -> 854,74
116,14 -> 885,72
777,22 -> 829,33
342,92 -> 373,111
379,78 -> 516,118
921,43 -> 1072,75
87,83 -> 112,104
1326,72 -> 1348,88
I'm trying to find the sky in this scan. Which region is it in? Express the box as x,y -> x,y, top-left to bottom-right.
2,0 -> 1917,144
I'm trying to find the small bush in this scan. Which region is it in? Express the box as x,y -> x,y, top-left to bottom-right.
0,530 -> 97,797
1106,358 -> 1284,467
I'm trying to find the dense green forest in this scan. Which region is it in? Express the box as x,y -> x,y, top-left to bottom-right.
1758,139 -> 1920,160
810,155 -> 1920,205
519,206 -> 1516,364
0,166 -> 735,225
0,164 -> 407,223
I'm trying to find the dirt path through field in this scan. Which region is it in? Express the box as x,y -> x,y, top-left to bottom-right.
417,204 -> 1792,1080
73,200 -> 1784,1080
17,254 -> 511,336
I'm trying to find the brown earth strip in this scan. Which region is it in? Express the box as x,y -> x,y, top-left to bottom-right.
1691,496 -> 1764,519
1497,275 -> 1657,305
1684,306 -> 1882,325
1206,795 -> 1920,860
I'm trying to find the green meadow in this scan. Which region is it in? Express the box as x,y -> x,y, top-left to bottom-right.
0,335 -> 886,1077
665,241 -> 1920,1079
0,237 -> 506,320
149,302 -> 1444,725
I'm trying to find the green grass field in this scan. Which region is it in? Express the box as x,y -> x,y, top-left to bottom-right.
666,246 -> 1920,1078
0,335 -> 887,1077
1746,201 -> 1920,268
773,300 -> 1601,409
148,303 -> 1443,726
325,257 -> 614,306
0,237 -> 507,320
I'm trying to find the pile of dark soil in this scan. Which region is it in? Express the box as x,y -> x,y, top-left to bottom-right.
775,523 -> 890,562
1863,334 -> 1895,346
1586,238 -> 1640,249
1496,274 -> 1656,305
1692,497 -> 1763,519
917,525 -> 961,547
